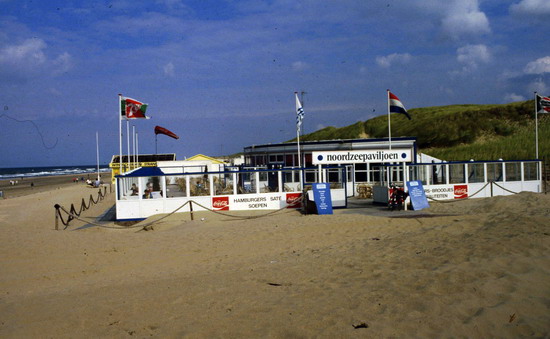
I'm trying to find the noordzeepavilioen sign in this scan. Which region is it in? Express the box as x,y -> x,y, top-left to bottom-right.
312,149 -> 412,165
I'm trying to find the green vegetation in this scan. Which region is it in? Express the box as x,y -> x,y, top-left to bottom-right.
288,100 -> 550,161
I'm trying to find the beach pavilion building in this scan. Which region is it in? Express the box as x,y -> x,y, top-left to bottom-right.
243,137 -> 419,197
113,136 -> 543,220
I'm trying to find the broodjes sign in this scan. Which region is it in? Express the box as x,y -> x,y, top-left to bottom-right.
312,149 -> 412,165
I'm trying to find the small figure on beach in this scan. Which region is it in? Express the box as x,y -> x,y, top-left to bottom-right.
30,182 -> 34,188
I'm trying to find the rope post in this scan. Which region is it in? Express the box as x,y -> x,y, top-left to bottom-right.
490,181 -> 493,197
54,204 -> 60,230
189,200 -> 194,221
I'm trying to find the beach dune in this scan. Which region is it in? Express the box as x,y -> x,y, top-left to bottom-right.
0,177 -> 548,337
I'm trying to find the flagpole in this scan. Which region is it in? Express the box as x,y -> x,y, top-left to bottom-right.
295,92 -> 303,191
126,120 -> 130,171
118,94 -> 123,175
136,132 -> 139,167
535,92 -> 539,159
132,125 -> 136,170
96,131 -> 100,181
387,89 -> 392,150
387,89 -> 392,187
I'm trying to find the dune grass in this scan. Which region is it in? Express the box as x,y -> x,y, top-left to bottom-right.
290,100 -> 550,161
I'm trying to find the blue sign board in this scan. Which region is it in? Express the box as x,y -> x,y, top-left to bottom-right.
312,183 -> 333,215
406,180 -> 430,211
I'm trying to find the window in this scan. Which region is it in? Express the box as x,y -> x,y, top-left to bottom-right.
118,177 -> 140,200
166,175 -> 187,198
141,176 -> 163,199
213,174 -> 234,196
189,175 -> 210,196
237,172 -> 255,194
505,162 -> 521,182
449,164 -> 465,184
355,163 -> 368,182
524,162 -> 539,181
487,163 -> 503,182
468,163 -> 484,183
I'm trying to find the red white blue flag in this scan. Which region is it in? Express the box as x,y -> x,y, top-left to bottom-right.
537,94 -> 550,113
389,91 -> 411,120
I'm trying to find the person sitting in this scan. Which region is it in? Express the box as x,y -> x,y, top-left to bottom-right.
143,183 -> 153,199
131,183 -> 139,196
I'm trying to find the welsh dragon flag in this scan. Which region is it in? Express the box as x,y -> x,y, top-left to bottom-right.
120,96 -> 149,119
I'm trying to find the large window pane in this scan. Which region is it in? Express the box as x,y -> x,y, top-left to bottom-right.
505,162 -> 521,182
449,164 -> 465,184
190,175 -> 210,196
141,176 -> 163,199
487,163 -> 503,182
214,174 -> 234,196
118,177 -> 140,200
524,162 -> 539,181
166,175 -> 187,198
468,163 -> 484,183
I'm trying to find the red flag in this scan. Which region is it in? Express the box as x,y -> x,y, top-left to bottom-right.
154,126 -> 179,139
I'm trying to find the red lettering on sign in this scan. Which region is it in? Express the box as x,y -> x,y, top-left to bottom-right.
454,185 -> 468,199
212,196 -> 229,210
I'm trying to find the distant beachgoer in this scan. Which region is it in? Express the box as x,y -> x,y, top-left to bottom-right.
30,182 -> 34,188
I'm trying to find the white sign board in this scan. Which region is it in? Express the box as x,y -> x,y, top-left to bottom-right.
312,149 -> 412,165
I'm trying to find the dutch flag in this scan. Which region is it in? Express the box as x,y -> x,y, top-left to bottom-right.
389,91 -> 411,120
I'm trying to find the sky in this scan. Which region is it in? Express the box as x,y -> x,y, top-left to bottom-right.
1,0 -> 550,167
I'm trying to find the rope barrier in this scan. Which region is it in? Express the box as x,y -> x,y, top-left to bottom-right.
187,196 -> 302,220
427,182 -> 490,203
54,186 -> 109,229
492,181 -> 521,195
54,194 -> 305,232
426,181 -> 525,203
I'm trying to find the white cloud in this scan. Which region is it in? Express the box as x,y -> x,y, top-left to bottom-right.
163,61 -> 175,77
504,93 -> 526,102
0,39 -> 72,79
441,0 -> 490,39
0,38 -> 46,67
375,53 -> 411,68
291,61 -> 309,71
52,52 -> 73,75
528,78 -> 549,94
456,44 -> 491,72
510,0 -> 550,16
524,56 -> 550,74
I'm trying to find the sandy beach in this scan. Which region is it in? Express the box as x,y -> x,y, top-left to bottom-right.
0,176 -> 549,338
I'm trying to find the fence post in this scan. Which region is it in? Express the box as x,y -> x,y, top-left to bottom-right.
189,201 -> 194,221
54,204 -> 59,230
490,181 -> 493,197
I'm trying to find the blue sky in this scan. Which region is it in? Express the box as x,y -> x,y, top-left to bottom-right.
1,0 -> 549,167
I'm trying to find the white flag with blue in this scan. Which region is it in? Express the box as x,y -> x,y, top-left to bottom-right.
295,92 -> 304,131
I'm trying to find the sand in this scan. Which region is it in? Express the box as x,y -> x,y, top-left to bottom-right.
0,176 -> 549,338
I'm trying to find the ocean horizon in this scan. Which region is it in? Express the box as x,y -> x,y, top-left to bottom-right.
0,165 -> 111,180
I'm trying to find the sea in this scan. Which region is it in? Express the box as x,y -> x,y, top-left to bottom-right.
0,165 -> 111,180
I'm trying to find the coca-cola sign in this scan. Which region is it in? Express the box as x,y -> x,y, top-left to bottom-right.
454,185 -> 468,199
286,193 -> 302,208
212,196 -> 229,210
